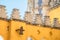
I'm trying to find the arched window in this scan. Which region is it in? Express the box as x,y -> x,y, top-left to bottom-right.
0,35 -> 4,40
27,37 -> 32,40
41,37 -> 46,40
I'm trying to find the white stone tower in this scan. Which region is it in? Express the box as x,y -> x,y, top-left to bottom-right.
25,0 -> 40,24
34,0 -> 39,14
24,0 -> 34,23
25,0 -> 34,23
41,0 -> 51,25
27,0 -> 34,14
41,0 -> 50,17
0,5 -> 7,18
27,0 -> 39,14
11,8 -> 20,19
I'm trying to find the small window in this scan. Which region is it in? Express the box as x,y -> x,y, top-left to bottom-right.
53,18 -> 58,27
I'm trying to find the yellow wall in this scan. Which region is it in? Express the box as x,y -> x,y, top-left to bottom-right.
9,20 -> 26,40
0,19 -> 60,40
10,20 -> 60,40
0,19 -> 9,40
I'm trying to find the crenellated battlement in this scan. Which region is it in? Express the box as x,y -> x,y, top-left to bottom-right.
11,8 -> 20,20
0,4 -> 60,28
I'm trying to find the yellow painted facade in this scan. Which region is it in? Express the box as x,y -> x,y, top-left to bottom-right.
0,18 -> 9,40
9,20 -> 60,40
0,6 -> 60,40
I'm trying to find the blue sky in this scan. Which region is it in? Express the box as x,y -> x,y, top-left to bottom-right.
0,0 -> 27,19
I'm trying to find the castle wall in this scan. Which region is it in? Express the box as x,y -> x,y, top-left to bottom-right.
9,20 -> 27,40
0,0 -> 60,40
9,19 -> 60,40
0,19 -> 9,40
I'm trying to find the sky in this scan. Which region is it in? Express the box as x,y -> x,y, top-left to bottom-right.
0,0 -> 27,19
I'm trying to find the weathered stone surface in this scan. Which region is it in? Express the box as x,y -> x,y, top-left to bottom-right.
11,8 -> 20,19
35,14 -> 42,25
0,5 -> 7,18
